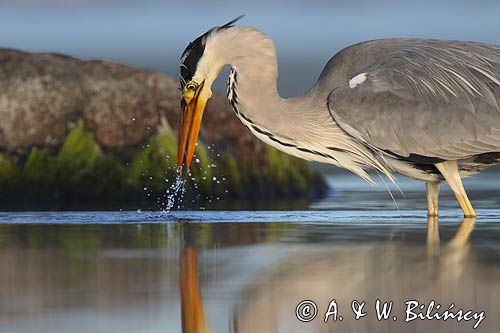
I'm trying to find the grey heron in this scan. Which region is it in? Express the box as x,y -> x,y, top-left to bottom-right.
177,17 -> 500,218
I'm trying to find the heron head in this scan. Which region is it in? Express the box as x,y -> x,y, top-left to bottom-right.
177,16 -> 244,170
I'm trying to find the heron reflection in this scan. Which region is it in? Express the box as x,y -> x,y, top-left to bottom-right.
178,218 -> 484,332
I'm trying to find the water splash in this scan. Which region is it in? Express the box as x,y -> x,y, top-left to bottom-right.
164,169 -> 186,211
160,147 -> 228,211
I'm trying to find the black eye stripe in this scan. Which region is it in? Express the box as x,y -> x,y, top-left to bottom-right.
180,16 -> 243,87
180,36 -> 206,86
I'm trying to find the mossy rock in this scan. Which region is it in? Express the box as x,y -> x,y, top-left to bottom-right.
23,148 -> 58,187
221,152 -> 241,193
56,124 -> 102,186
0,123 -> 326,206
187,143 -> 213,194
266,145 -> 323,196
126,128 -> 178,193
86,154 -> 129,198
0,154 -> 20,194
0,154 -> 17,180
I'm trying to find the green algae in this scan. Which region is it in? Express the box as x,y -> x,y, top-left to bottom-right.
222,152 -> 241,193
0,154 -> 17,181
87,154 -> 128,198
126,128 -> 178,193
23,148 -> 57,187
0,153 -> 20,199
188,142 -> 213,193
56,124 -> 102,190
58,124 -> 101,171
0,124 -> 326,206
265,145 -> 328,196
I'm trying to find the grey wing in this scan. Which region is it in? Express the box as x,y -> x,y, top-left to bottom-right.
327,40 -> 500,161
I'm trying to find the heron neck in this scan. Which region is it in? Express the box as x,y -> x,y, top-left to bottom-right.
209,26 -> 329,132
227,67 -> 391,182
211,27 -> 392,181
227,46 -> 327,150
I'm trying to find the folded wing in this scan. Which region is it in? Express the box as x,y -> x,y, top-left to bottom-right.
328,40 -> 500,161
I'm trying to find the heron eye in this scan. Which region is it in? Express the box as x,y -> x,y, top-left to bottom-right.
186,82 -> 197,91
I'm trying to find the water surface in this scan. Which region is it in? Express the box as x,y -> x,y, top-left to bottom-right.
0,173 -> 499,332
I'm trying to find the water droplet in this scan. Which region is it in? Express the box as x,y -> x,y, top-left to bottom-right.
165,172 -> 186,211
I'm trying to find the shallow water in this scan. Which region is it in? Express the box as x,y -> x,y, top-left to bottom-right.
0,173 -> 499,332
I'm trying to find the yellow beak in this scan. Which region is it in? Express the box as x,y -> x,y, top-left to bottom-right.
177,83 -> 208,170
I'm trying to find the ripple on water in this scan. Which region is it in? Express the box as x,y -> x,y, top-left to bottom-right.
0,209 -> 500,225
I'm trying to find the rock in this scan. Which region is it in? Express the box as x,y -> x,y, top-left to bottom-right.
0,48 -> 327,205
0,49 -> 84,152
0,48 -> 179,152
80,62 -> 178,149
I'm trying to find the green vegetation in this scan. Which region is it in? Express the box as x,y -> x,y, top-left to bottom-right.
126,128 -> 178,193
0,124 -> 326,208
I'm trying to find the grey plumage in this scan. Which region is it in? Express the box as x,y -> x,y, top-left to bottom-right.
324,39 -> 500,161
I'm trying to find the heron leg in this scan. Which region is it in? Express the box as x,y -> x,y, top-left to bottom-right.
435,161 -> 477,217
425,181 -> 440,216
